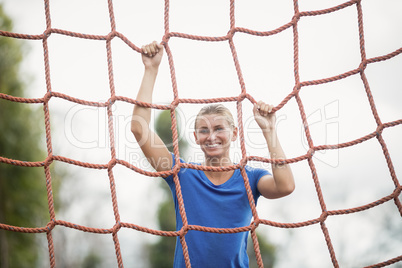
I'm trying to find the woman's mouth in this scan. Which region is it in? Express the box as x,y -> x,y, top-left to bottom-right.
205,143 -> 221,148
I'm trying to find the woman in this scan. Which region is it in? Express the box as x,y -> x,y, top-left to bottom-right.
131,41 -> 295,267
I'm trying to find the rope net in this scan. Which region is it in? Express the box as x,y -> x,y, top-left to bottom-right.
0,0 -> 401,267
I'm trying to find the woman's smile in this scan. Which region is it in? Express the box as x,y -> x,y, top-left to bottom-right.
205,143 -> 221,148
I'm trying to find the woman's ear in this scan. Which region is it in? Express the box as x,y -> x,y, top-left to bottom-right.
194,131 -> 199,144
231,127 -> 238,142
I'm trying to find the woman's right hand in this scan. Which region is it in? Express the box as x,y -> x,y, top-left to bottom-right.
141,41 -> 164,69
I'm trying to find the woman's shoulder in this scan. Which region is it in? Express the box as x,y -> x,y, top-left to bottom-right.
164,153 -> 201,177
169,152 -> 186,165
244,164 -> 271,177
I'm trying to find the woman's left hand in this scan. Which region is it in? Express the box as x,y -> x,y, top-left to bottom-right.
253,100 -> 276,132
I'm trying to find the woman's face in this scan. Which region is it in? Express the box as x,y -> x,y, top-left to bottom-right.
194,114 -> 237,160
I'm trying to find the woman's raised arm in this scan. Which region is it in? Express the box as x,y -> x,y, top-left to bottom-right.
254,101 -> 295,199
131,42 -> 172,172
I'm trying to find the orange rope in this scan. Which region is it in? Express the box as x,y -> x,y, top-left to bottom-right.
0,0 -> 401,267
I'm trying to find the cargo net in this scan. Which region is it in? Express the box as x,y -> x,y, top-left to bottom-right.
0,0 -> 401,267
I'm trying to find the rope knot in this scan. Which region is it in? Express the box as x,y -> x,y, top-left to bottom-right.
107,31 -> 117,41
239,158 -> 248,169
320,210 -> 328,222
109,96 -> 117,105
172,160 -> 181,175
107,97 -> 116,109
113,222 -> 122,234
237,93 -> 247,103
227,28 -> 236,39
170,99 -> 179,109
43,29 -> 52,39
307,148 -> 315,158
359,60 -> 368,73
108,158 -> 117,170
376,125 -> 384,137
44,154 -> 54,166
292,12 -> 301,24
179,224 -> 189,237
44,91 -> 52,103
251,219 -> 260,231
162,34 -> 170,44
46,220 -> 56,233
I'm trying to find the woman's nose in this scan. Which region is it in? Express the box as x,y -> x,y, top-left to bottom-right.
207,130 -> 217,140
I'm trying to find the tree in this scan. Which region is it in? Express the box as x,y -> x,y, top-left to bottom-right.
148,109 -> 276,267
0,5 -> 59,267
248,233 -> 276,268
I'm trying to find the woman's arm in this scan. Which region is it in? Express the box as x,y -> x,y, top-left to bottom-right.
131,41 -> 172,172
253,101 -> 295,199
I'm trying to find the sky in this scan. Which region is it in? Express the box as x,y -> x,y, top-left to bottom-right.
1,0 -> 402,267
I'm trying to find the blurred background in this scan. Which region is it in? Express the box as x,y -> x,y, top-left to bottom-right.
0,0 -> 401,267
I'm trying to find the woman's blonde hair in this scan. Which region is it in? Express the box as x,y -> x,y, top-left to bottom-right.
194,104 -> 235,129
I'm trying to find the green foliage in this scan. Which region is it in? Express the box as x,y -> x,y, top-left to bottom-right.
148,182 -> 176,267
248,233 -> 276,268
156,185 -> 176,232
155,110 -> 187,155
82,251 -> 102,268
0,4 -> 57,267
